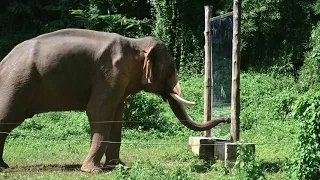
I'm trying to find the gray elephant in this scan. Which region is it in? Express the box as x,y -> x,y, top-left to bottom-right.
0,29 -> 229,172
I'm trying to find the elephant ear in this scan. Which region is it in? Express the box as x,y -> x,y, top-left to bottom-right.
141,47 -> 154,85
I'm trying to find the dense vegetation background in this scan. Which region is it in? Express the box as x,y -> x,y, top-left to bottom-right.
1,0 -> 317,72
0,0 -> 320,179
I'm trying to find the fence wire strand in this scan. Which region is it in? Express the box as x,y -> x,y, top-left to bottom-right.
0,118 -> 230,124
0,132 -> 296,146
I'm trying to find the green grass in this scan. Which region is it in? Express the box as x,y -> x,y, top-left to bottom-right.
0,120 -> 296,179
0,133 -> 207,179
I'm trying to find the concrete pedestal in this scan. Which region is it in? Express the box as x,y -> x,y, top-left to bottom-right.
188,137 -> 215,159
188,136 -> 255,166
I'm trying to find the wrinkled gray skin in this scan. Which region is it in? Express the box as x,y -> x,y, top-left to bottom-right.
0,29 -> 228,172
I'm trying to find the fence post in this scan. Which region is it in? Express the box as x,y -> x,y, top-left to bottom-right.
204,5 -> 212,137
231,0 -> 241,142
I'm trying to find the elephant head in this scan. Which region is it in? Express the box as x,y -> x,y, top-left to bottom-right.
135,37 -> 229,131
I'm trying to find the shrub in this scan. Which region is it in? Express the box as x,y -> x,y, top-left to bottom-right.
240,0 -> 313,70
287,90 -> 320,179
240,73 -> 297,130
123,92 -> 170,132
16,112 -> 89,139
232,145 -> 265,180
71,8 -> 152,38
298,23 -> 320,92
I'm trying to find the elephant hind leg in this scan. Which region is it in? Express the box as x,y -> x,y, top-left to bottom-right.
0,88 -> 30,168
103,100 -> 126,170
0,113 -> 25,169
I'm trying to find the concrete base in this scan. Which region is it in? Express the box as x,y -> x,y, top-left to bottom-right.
188,136 -> 255,166
188,137 -> 215,159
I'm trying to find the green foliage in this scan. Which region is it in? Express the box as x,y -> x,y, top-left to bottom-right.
1,0 -> 318,72
71,6 -> 152,38
15,112 -> 89,138
7,1 -> 31,14
152,0 -> 205,73
123,92 -> 170,132
232,145 -> 265,180
298,23 -> 320,92
0,0 -> 152,59
240,0 -> 314,70
0,0 -> 83,58
315,0 -> 320,13
115,161 -> 195,180
178,74 -> 206,122
287,90 -> 320,179
85,0 -> 151,20
240,72 -> 297,130
5,0 -> 82,31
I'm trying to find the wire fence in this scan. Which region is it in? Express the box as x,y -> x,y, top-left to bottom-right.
0,119 -> 231,124
0,131 -> 297,146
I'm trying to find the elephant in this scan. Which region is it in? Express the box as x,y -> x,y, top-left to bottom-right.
0,28 -> 229,172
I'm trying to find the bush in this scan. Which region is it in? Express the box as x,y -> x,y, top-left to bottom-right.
71,8 -> 152,38
287,90 -> 320,179
240,73 -> 297,130
298,23 -> 320,92
14,111 -> 89,139
123,92 -> 170,132
240,0 -> 314,70
232,145 -> 265,180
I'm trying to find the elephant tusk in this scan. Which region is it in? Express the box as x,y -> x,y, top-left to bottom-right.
169,93 -> 196,106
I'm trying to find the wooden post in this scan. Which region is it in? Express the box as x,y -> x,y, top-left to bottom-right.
204,5 -> 212,137
231,0 -> 241,142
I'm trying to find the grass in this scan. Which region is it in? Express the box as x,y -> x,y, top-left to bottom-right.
0,118 -> 296,179
1,134 -> 200,179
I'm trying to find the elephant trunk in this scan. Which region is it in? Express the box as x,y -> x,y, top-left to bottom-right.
168,95 -> 229,131
166,72 -> 229,131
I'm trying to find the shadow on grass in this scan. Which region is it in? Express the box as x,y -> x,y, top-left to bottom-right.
260,160 -> 284,173
191,159 -> 285,174
191,159 -> 215,173
7,164 -> 83,172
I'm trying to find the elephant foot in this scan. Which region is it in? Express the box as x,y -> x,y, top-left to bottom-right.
103,159 -> 129,170
0,160 -> 9,170
81,163 -> 103,173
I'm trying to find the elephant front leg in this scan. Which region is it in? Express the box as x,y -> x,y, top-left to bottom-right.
81,125 -> 111,172
81,98 -> 119,172
103,100 -> 126,170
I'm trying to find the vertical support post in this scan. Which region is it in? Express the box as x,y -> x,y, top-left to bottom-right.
204,5 -> 212,137
231,0 -> 241,142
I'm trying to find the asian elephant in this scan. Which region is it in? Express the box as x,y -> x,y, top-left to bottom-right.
0,29 -> 229,172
